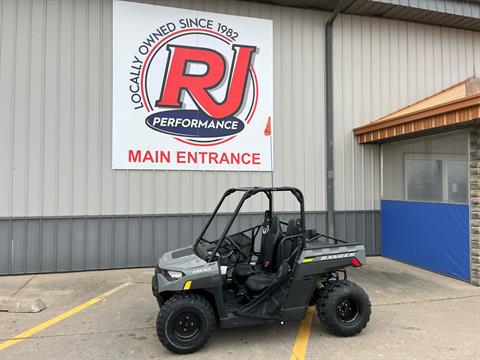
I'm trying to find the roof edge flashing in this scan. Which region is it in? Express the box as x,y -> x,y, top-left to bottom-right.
353,77 -> 480,144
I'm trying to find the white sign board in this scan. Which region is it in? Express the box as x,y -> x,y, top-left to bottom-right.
112,1 -> 273,171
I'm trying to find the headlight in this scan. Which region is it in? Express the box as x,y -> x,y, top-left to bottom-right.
167,270 -> 184,279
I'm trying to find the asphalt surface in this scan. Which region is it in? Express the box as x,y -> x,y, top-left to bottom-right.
0,257 -> 479,360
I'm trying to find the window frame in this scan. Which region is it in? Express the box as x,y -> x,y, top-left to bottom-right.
404,153 -> 468,204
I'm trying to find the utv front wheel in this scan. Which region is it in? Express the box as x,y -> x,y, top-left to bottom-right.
316,280 -> 371,337
156,293 -> 216,354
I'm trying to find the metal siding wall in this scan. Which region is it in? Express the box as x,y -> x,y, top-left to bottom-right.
376,0 -> 480,18
2,1 -> 478,216
1,0 -> 477,274
0,0 -> 327,218
0,210 -> 380,275
334,211 -> 381,256
333,14 -> 480,211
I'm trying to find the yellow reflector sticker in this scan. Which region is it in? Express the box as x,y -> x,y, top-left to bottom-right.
303,258 -> 314,263
183,280 -> 192,290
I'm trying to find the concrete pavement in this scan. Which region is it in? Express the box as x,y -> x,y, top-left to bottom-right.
0,257 -> 479,360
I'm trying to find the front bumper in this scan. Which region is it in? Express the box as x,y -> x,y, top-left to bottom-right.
151,267 -> 166,307
151,274 -> 159,296
151,265 -> 186,296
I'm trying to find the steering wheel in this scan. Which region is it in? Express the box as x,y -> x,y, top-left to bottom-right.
223,236 -> 249,263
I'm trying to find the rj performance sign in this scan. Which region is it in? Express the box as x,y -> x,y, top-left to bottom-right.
112,1 -> 273,171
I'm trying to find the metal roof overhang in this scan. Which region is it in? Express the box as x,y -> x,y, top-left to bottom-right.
353,78 -> 480,144
251,0 -> 480,31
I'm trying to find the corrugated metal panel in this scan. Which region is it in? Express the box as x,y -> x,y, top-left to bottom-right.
333,14 -> 480,210
334,211 -> 381,255
2,0 -> 478,216
251,0 -> 480,31
0,210 -> 380,275
375,0 -> 480,18
378,8 -> 480,32
0,0 -> 478,274
0,0 -> 327,217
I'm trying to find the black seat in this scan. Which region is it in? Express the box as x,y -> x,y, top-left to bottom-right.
233,215 -> 281,284
243,261 -> 290,294
242,272 -> 272,294
273,219 -> 298,270
232,263 -> 257,284
244,219 -> 300,295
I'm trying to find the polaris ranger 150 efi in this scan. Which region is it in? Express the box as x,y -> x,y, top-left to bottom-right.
152,187 -> 371,354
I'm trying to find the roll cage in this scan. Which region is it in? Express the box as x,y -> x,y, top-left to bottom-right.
194,187 -> 306,262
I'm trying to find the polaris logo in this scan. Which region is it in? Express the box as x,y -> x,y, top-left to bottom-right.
319,252 -> 356,261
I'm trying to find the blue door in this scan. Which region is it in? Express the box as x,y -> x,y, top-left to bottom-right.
381,200 -> 470,281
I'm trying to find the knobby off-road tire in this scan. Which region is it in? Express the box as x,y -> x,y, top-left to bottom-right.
316,280 -> 371,337
156,293 -> 216,354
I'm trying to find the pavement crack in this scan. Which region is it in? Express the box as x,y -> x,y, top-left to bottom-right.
374,294 -> 480,307
12,275 -> 37,297
278,336 -> 293,354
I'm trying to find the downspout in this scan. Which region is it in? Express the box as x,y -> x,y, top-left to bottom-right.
325,0 -> 355,237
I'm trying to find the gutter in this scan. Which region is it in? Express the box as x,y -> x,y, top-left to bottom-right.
325,0 -> 356,237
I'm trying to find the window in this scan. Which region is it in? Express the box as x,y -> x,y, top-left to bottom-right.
447,159 -> 468,203
405,158 -> 443,202
405,154 -> 468,204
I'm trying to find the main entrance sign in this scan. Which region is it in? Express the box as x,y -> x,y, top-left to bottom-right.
113,1 -> 273,170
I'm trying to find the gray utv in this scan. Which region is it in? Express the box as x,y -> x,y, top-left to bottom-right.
152,187 -> 371,354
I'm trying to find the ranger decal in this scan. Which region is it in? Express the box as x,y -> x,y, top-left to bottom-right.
318,252 -> 356,261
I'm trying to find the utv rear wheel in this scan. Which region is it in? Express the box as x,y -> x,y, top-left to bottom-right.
156,293 -> 216,354
316,280 -> 371,337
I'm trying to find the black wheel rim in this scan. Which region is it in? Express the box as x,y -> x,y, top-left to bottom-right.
172,311 -> 200,339
336,297 -> 360,323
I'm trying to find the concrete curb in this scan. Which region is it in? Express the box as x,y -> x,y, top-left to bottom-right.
0,296 -> 47,313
